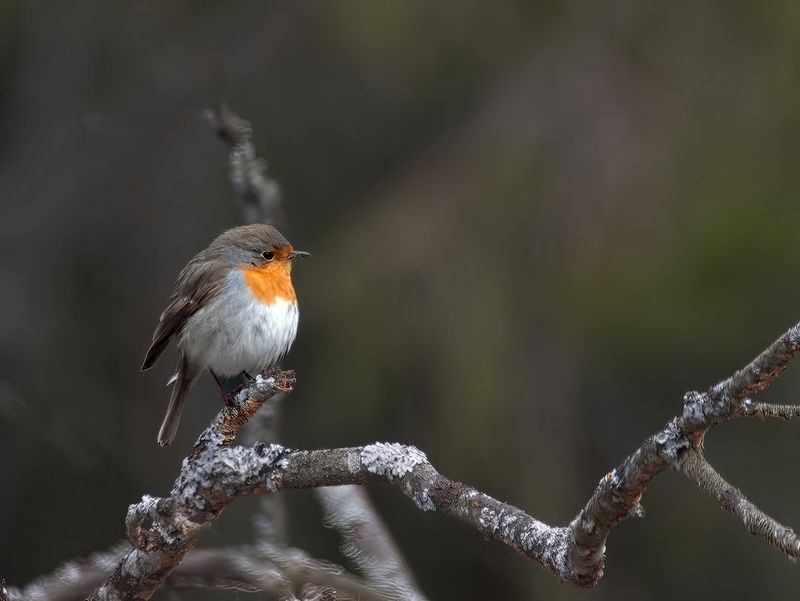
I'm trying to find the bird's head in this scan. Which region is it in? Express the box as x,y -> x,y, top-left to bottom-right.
211,224 -> 309,302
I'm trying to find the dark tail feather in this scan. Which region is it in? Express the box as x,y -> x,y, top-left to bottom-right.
157,358 -> 199,446
141,338 -> 169,371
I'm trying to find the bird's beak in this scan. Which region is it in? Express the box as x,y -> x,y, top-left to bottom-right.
289,250 -> 310,260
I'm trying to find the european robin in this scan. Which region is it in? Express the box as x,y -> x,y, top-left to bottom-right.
142,224 -> 309,446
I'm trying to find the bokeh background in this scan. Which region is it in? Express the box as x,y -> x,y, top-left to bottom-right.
2,1 -> 800,599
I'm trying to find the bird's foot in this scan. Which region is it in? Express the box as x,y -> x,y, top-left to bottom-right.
221,388 -> 238,407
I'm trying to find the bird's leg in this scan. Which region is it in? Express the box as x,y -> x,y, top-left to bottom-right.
210,369 -> 225,391
210,369 -> 236,407
223,371 -> 257,406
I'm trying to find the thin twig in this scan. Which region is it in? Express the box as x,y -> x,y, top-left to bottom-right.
244,547 -> 395,601
739,400 -> 800,420
3,544 -> 395,601
317,486 -> 429,601
204,104 -> 283,226
677,449 -> 800,559
245,394 -> 291,548
3,543 -> 127,601
209,102 -> 292,551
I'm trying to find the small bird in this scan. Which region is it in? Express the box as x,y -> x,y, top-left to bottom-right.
142,224 -> 309,446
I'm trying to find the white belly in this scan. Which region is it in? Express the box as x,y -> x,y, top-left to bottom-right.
178,276 -> 299,377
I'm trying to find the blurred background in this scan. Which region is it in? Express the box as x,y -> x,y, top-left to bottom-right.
2,1 -> 800,598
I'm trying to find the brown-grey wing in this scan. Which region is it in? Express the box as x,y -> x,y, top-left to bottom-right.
141,258 -> 228,371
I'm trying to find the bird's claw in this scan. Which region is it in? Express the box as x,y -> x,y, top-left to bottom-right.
222,389 -> 238,407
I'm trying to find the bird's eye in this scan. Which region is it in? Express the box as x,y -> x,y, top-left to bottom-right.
262,251 -> 275,261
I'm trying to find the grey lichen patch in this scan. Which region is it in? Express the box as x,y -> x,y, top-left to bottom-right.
708,380 -> 729,404
126,495 -> 183,550
478,506 -> 501,533
197,430 -> 227,453
682,390 -> 707,424
655,419 -> 681,445
171,443 -> 289,515
253,441 -> 286,462
235,375 -> 275,403
346,450 -> 361,474
654,429 -> 672,447
412,485 -> 435,512
253,443 -> 289,491
654,420 -> 690,462
129,494 -> 158,517
476,502 -> 568,574
525,523 -> 573,580
787,324 -> 800,346
360,443 -> 428,481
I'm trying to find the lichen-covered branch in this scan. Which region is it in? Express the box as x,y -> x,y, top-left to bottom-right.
673,325 -> 800,439
85,370 -> 405,601
88,371 -> 293,601
718,324 -> 800,404
564,323 -> 800,583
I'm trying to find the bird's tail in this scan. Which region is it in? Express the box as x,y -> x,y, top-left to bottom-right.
157,357 -> 199,446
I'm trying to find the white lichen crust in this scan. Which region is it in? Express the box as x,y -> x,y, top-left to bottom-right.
360,443 -> 429,481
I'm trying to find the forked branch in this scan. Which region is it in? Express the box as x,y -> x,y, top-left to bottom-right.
80,321 -> 800,598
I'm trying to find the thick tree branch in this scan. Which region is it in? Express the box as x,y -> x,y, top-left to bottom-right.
566,323 -> 800,583
89,371 -> 293,601
86,371 -> 402,601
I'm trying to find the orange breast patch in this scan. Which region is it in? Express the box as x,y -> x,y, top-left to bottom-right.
241,262 -> 297,304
